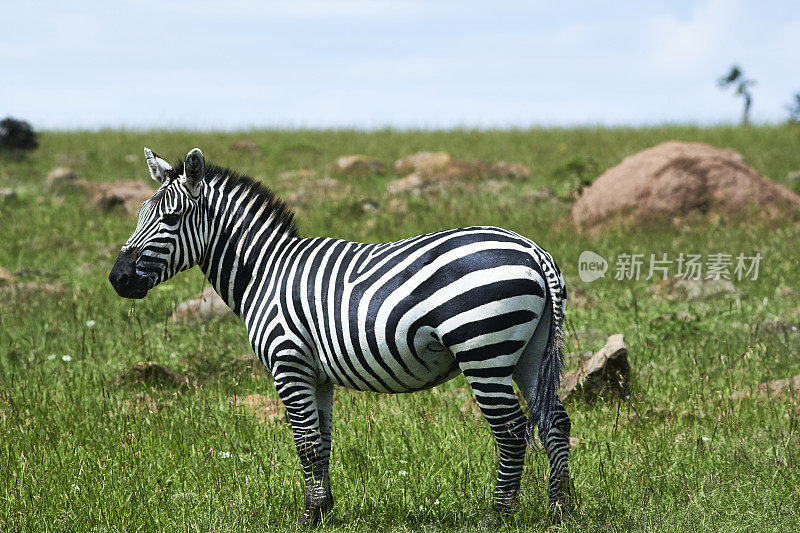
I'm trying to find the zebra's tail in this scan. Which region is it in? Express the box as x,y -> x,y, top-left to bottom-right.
525,250 -> 566,448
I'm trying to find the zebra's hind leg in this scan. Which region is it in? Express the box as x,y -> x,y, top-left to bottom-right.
539,396 -> 571,520
462,371 -> 528,516
275,376 -> 334,528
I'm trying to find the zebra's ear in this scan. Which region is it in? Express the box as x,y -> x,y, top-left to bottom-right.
144,147 -> 172,184
183,148 -> 205,191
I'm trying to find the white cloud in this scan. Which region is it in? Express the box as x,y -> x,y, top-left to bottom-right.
2,0 -> 798,128
342,55 -> 447,82
770,18 -> 800,68
550,23 -> 588,49
646,0 -> 742,77
149,0 -> 423,19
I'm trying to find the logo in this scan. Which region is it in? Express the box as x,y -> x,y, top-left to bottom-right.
578,250 -> 607,283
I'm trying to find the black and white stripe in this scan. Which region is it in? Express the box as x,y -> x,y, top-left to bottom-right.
112,148 -> 572,524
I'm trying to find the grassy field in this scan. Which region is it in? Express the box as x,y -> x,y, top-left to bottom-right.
1,126 -> 800,531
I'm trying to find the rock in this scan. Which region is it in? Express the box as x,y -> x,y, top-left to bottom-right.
524,185 -> 556,201
414,158 -> 530,181
277,169 -> 317,182
730,374 -> 800,400
572,141 -> 800,230
394,152 -> 452,174
433,159 -> 487,180
386,173 -> 433,194
87,180 -> 155,213
481,179 -> 511,194
362,200 -> 380,213
231,139 -> 259,152
650,276 -> 737,300
282,177 -> 350,209
46,167 -> 86,190
489,161 -> 532,179
387,198 -> 408,214
332,155 -> 386,177
283,191 -> 307,209
388,153 -> 530,194
650,311 -> 697,324
0,267 -> 16,285
0,188 -> 17,202
759,320 -> 800,337
172,287 -> 232,322
114,361 -> 190,390
776,286 -> 796,299
233,393 -> 284,423
315,177 -> 341,189
0,281 -> 67,302
560,334 -> 629,400
785,307 -> 800,322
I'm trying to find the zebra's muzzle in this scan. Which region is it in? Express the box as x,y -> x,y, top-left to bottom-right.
109,247 -> 150,299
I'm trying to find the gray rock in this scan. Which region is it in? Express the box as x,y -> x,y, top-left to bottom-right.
231,139 -> 259,152
0,188 -> 17,202
114,362 -> 189,390
730,374 -> 800,400
172,287 -> 232,321
46,167 -> 84,190
394,152 -> 452,174
650,275 -> 737,300
561,334 -> 629,400
332,155 -> 386,176
87,180 -> 154,213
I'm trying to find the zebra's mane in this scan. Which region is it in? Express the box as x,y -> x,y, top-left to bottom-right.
170,158 -> 299,238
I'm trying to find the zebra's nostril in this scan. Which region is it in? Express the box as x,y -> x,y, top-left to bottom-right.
118,273 -> 129,285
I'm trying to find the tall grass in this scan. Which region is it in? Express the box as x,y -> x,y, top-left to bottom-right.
1,126 -> 799,531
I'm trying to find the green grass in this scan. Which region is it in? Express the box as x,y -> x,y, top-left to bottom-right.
1,126 -> 800,531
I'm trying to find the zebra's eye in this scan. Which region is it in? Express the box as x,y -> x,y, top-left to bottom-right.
162,213 -> 181,226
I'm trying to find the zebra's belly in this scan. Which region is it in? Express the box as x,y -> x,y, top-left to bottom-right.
322,339 -> 460,393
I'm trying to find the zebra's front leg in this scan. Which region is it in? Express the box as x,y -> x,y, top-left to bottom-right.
539,396 -> 572,520
276,377 -> 334,527
310,382 -> 334,521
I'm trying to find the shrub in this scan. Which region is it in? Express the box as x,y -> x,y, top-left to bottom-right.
0,117 -> 39,151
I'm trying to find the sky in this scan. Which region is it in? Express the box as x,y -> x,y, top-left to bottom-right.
2,0 -> 799,130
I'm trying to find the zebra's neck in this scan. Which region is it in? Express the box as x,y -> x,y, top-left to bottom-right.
197,168 -> 298,317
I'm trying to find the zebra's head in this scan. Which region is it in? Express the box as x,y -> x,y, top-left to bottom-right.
109,147 -> 207,299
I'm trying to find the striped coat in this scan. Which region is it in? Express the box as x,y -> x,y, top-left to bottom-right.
109,148 -> 573,525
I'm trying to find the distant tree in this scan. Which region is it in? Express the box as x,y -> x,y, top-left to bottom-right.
787,93 -> 800,123
717,65 -> 756,126
0,117 -> 38,151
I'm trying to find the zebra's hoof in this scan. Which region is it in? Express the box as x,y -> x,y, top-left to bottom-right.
547,499 -> 572,524
298,500 -> 333,529
298,507 -> 322,529
478,503 -> 513,528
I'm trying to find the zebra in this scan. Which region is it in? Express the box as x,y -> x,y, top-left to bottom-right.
109,147 -> 573,526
